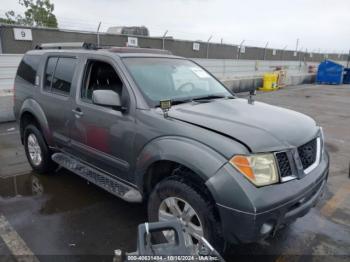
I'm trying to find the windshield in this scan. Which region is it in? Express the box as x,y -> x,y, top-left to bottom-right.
123,58 -> 232,106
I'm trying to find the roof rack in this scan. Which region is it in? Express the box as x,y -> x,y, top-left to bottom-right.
35,42 -> 97,50
107,47 -> 172,55
34,42 -> 173,55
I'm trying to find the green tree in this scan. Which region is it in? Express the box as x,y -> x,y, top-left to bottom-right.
0,0 -> 58,28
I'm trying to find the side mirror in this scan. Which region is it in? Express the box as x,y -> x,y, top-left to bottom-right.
92,90 -> 122,108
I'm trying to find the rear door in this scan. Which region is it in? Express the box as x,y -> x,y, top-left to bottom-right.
68,54 -> 137,182
14,54 -> 41,119
36,53 -> 79,148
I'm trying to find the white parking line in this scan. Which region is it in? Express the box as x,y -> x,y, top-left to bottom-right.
0,215 -> 39,261
0,131 -> 19,136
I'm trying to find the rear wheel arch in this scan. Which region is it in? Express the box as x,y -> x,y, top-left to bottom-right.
19,99 -> 51,145
20,111 -> 42,144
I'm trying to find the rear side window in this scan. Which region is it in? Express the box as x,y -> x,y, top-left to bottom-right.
17,55 -> 41,85
44,57 -> 77,95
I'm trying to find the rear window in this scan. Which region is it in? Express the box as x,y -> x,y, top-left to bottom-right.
44,57 -> 77,95
16,55 -> 41,85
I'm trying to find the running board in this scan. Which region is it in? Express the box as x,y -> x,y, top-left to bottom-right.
52,153 -> 142,203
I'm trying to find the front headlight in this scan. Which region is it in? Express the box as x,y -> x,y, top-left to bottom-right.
229,154 -> 279,187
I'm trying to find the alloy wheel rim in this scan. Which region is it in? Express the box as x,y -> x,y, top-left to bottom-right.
27,134 -> 42,166
158,197 -> 204,246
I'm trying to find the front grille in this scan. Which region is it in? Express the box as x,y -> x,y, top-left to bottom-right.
298,138 -> 317,170
276,152 -> 292,178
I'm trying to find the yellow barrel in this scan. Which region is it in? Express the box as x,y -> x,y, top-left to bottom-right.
259,73 -> 279,91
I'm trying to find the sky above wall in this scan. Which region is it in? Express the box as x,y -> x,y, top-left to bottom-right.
1,0 -> 349,53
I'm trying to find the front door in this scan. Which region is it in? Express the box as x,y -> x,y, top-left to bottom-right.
68,56 -> 135,182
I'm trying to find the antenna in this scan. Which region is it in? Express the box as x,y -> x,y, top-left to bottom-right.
248,89 -> 256,105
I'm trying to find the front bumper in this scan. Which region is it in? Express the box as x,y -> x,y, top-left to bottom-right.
206,151 -> 329,244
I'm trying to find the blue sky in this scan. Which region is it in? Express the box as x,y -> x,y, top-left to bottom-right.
1,0 -> 349,53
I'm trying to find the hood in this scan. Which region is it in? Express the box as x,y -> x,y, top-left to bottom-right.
169,98 -> 318,153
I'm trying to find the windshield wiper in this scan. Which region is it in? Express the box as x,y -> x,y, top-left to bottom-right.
192,94 -> 232,102
156,95 -> 233,107
155,98 -> 192,107
171,98 -> 193,105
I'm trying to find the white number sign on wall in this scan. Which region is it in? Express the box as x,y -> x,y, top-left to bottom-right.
193,42 -> 200,51
13,28 -> 33,41
272,49 -> 277,56
240,46 -> 246,53
127,37 -> 138,47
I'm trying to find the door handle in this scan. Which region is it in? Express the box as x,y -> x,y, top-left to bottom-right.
72,108 -> 84,118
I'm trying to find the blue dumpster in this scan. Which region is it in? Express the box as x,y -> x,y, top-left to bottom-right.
343,68 -> 350,84
316,60 -> 344,85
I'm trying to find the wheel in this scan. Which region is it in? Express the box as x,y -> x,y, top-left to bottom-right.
148,175 -> 224,252
24,124 -> 56,174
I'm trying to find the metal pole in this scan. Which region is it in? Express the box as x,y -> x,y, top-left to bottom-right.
96,22 -> 102,48
295,38 -> 299,52
0,26 -> 3,54
304,48 -> 308,63
206,35 -> 212,59
298,47 -> 303,71
162,30 -> 168,50
281,45 -> 287,61
237,40 -> 245,60
294,38 -> 300,61
263,41 -> 269,60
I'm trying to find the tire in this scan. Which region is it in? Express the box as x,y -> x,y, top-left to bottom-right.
24,124 -> 57,174
147,174 -> 224,253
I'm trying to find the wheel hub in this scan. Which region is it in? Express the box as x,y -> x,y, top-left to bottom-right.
27,133 -> 42,166
158,196 -> 204,246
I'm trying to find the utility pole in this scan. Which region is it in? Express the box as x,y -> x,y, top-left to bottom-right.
206,35 -> 212,59
96,22 -> 102,48
162,30 -> 168,50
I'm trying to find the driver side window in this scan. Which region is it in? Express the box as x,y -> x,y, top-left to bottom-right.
81,60 -> 123,103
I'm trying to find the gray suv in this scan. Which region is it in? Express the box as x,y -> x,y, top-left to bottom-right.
14,43 -> 329,251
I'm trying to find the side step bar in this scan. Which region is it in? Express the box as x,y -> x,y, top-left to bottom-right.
52,153 -> 142,203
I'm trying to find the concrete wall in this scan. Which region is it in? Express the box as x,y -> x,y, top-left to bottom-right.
0,53 -> 322,122
193,59 -> 317,78
1,24 -> 349,62
1,54 -> 320,93
0,54 -> 22,94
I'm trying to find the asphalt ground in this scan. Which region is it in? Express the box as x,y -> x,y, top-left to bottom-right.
0,84 -> 349,262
